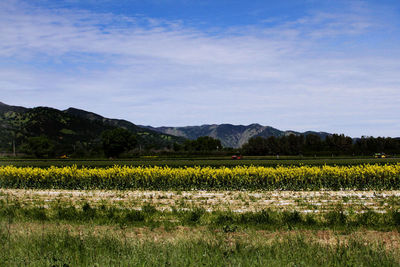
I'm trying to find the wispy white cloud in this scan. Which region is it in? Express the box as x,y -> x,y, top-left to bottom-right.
0,0 -> 399,137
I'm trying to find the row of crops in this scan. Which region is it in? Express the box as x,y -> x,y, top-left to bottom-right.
1,164 -> 400,190
1,157 -> 399,168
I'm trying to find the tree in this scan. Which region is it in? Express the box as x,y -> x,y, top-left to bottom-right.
265,136 -> 280,155
287,134 -> 304,155
101,128 -> 137,158
194,136 -> 222,151
242,136 -> 268,155
325,134 -> 352,155
305,134 -> 322,153
172,142 -> 183,152
24,136 -> 55,158
183,136 -> 222,152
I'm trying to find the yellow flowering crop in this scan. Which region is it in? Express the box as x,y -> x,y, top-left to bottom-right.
0,164 -> 399,190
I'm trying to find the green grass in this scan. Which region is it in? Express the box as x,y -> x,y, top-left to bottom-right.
1,188 -> 400,266
1,201 -> 400,231
0,223 -> 398,266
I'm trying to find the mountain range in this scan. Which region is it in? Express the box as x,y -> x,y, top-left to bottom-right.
141,124 -> 331,148
0,101 -> 331,153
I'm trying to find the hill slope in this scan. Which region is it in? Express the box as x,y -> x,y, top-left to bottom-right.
0,102 -> 183,155
143,124 -> 331,148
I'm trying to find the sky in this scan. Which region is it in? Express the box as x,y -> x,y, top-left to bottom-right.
0,0 -> 399,137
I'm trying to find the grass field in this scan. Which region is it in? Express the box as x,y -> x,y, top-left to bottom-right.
2,222 -> 399,266
1,189 -> 400,266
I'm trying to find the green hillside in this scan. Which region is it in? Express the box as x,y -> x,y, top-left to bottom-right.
0,102 -> 184,157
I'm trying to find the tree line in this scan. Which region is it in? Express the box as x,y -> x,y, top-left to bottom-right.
20,129 -> 224,158
241,134 -> 400,156
15,130 -> 400,158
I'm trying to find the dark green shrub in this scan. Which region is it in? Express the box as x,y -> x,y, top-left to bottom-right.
392,210 -> 400,226
183,208 -> 205,224
239,210 -> 272,225
141,203 -> 157,215
125,210 -> 145,222
222,224 -> 238,233
57,206 -> 78,220
214,213 -> 235,225
282,211 -> 303,225
82,203 -> 96,219
325,210 -> 347,226
304,213 -> 317,226
25,207 -> 47,221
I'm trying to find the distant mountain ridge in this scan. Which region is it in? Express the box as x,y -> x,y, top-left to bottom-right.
141,124 -> 331,148
0,101 -> 28,113
64,107 -> 144,133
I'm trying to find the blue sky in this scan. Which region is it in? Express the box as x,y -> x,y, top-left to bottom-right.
1,0 -> 400,137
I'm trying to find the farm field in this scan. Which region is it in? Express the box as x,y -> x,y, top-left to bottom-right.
1,161 -> 400,265
1,156 -> 399,168
1,187 -> 400,266
1,164 -> 400,190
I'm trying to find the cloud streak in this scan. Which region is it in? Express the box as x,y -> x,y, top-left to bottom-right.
0,0 -> 399,137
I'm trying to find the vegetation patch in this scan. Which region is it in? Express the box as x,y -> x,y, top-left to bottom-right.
0,222 -> 399,266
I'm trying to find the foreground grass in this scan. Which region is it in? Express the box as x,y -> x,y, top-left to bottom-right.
1,187 -> 400,266
0,222 -> 399,266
